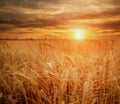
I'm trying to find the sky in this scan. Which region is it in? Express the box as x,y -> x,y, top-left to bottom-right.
0,0 -> 120,39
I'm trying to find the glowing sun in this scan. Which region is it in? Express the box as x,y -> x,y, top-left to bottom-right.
74,29 -> 85,39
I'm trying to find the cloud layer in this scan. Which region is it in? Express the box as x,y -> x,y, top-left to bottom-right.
0,0 -> 120,38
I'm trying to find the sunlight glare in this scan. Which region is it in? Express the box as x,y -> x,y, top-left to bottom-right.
74,29 -> 85,39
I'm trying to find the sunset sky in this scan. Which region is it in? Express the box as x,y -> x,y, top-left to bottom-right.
0,0 -> 120,39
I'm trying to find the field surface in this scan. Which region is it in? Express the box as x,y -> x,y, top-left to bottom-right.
0,39 -> 120,104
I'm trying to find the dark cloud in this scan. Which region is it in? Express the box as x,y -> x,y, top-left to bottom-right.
0,12 -> 120,32
0,0 -> 62,9
1,7 -> 120,29
14,19 -> 65,29
103,0 -> 120,6
0,26 -> 13,31
0,0 -> 38,9
0,0 -> 120,38
98,20 -> 120,30
0,11 -> 65,30
56,8 -> 120,21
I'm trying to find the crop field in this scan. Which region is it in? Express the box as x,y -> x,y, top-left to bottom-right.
0,39 -> 120,104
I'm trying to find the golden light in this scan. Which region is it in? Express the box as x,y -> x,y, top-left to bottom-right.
74,29 -> 85,39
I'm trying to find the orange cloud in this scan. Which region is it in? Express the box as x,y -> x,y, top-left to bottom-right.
0,0 -> 120,38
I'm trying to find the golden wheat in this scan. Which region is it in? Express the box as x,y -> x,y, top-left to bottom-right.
0,39 -> 120,104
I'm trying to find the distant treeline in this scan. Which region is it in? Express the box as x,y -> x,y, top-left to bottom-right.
0,38 -> 48,40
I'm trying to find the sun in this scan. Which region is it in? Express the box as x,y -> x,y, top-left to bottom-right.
74,30 -> 85,39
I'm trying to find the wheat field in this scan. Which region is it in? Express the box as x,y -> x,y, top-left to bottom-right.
0,39 -> 120,104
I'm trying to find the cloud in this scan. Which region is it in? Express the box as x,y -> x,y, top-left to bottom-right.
0,0 -> 120,38
97,20 -> 120,30
0,0 -> 63,9
1,8 -> 119,30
